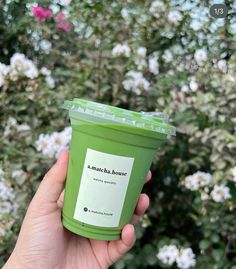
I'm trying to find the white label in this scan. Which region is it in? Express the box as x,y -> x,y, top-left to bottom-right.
73,148 -> 134,227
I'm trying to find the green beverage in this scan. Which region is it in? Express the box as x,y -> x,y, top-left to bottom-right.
62,99 -> 175,240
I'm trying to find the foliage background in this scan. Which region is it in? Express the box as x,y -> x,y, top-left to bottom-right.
0,0 -> 236,268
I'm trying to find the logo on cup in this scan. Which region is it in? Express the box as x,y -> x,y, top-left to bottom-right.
209,4 -> 228,18
83,207 -> 88,212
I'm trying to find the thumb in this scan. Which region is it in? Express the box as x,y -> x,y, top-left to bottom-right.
32,150 -> 69,206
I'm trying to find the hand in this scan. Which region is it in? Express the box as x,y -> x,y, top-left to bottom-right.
4,150 -> 152,269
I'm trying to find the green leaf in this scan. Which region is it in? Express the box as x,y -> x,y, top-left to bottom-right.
211,234 -> 220,243
199,240 -> 210,250
212,249 -> 224,262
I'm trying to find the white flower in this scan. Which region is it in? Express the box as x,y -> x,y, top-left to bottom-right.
121,8 -> 129,20
122,79 -> 133,92
17,123 -> 31,132
50,128 -> 71,157
163,50 -> 173,63
40,67 -> 55,88
195,171 -> 213,187
167,70 -> 175,76
4,126 -> 11,137
10,53 -> 28,72
24,60 -> 38,79
50,132 -> 67,155
59,0 -> 72,6
184,174 -> 200,191
232,167 -> 236,182
122,71 -> 150,95
176,248 -> 196,269
49,4 -> 60,13
60,127 -> 72,149
181,85 -> 189,93
201,191 -> 209,201
149,0 -> 165,18
168,10 -> 182,25
183,171 -> 212,191
133,78 -> 150,93
149,56 -> 159,75
126,71 -> 144,79
36,133 -> 55,158
134,58 -> 147,70
45,76 -> 55,88
0,180 -> 17,219
12,169 -> 25,178
0,170 -> 18,220
211,185 -> 231,202
36,127 -> 71,158
201,192 -> 209,201
40,67 -> 51,76
194,49 -> 207,66
217,59 -> 227,73
189,80 -> 198,92
157,245 -> 179,266
10,53 -> 38,79
7,117 -> 17,127
0,181 -> 14,201
61,126 -> 72,141
112,44 -> 131,57
0,63 -> 10,76
39,40 -> 52,51
141,214 -> 150,228
4,118 -> 30,136
136,47 -> 147,58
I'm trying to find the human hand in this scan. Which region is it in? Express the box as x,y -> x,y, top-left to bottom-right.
3,150 -> 152,269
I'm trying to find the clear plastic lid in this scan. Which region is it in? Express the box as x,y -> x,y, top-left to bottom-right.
62,98 -> 176,136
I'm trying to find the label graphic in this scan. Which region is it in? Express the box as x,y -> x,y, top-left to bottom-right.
73,148 -> 134,227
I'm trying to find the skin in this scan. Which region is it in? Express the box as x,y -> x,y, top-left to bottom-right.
3,150 -> 152,269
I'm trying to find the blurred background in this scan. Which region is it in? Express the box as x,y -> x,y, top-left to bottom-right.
0,0 -> 236,268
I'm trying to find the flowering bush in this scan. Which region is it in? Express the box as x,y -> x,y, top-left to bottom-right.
0,0 -> 236,268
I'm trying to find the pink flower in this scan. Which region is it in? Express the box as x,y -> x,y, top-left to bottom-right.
57,22 -> 72,32
56,12 -> 65,22
32,6 -> 53,22
43,9 -> 53,19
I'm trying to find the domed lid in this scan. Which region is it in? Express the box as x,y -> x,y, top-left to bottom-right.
62,98 -> 175,136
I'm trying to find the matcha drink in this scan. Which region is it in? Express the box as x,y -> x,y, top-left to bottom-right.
62,98 -> 175,240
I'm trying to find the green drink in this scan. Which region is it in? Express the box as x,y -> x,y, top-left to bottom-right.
62,99 -> 175,240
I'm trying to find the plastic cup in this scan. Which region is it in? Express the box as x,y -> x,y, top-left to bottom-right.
62,98 -> 175,240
